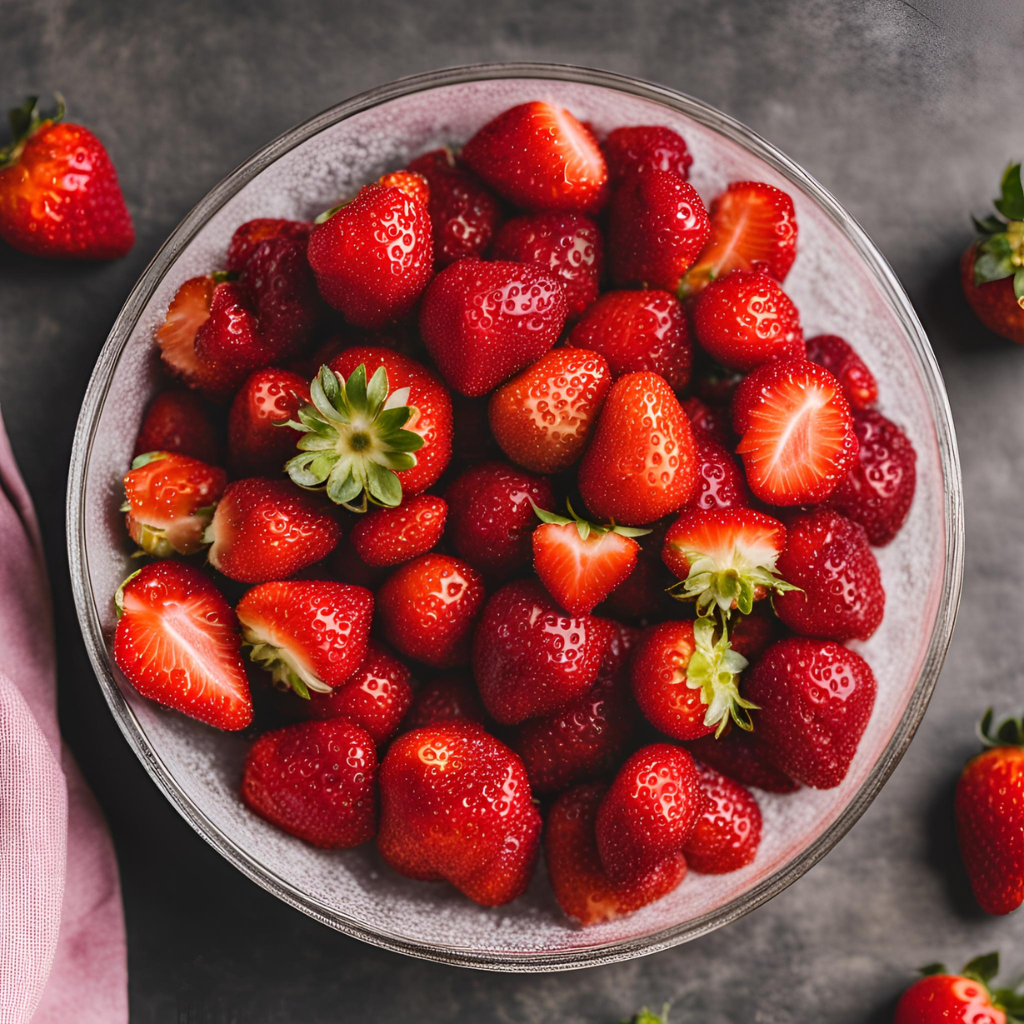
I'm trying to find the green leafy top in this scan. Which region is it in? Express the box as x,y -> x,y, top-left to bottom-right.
972,163 -> 1024,307
284,363 -> 424,513
686,614 -> 755,737
668,548 -> 799,618
531,500 -> 652,540
0,94 -> 65,169
978,708 -> 1024,749
619,1007 -> 670,1024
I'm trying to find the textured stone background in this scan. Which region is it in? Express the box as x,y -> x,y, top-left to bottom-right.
2,1 -> 1023,1020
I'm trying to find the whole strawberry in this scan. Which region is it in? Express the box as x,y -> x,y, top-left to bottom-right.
228,368 -> 311,477
687,431 -> 750,511
0,95 -> 133,259
956,710 -> 1024,915
135,390 -> 221,464
682,762 -> 763,874
895,953 -> 1022,1024
349,494 -> 447,568
602,125 -> 693,185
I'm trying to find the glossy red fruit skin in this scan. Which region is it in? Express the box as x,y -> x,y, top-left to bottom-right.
329,346 -> 453,497
596,743 -> 706,885
445,462 -> 555,579
602,125 -> 693,185
774,507 -> 884,642
191,281 -> 273,391
471,580 -> 612,725
375,554 -> 485,668
406,149 -> 503,266
744,637 -> 877,789
401,674 -> 486,732
895,973 -> 1007,1024
488,348 -> 612,474
377,722 -> 542,906
135,390 -> 221,464
692,270 -> 805,371
207,478 -> 342,583
307,184 -> 433,329
596,520 -> 677,623
687,431 -> 750,511
961,242 -> 1024,345
685,729 -> 800,794
511,623 -> 638,792
492,212 -> 603,318
805,334 -> 878,411
241,718 -> 377,848
227,368 -> 311,477
461,101 -> 609,215
419,258 -> 568,397
682,396 -> 734,446
567,290 -> 693,390
0,120 -> 133,259
826,409 -> 917,546
578,371 -> 698,527
728,603 -> 779,663
546,782 -> 687,926
608,170 -> 710,291
301,641 -> 414,746
226,218 -> 311,273
956,745 -> 1024,915
349,495 -> 447,568
682,762 -> 763,874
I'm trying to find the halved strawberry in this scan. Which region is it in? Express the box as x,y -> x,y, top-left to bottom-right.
122,451 -> 226,557
682,181 -> 798,296
661,506 -> 794,615
377,169 -> 430,206
531,502 -> 649,615
732,358 -> 858,506
156,275 -> 231,398
113,561 -> 252,730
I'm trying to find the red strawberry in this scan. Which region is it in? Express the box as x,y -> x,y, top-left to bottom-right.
122,451 -> 227,557
307,183 -> 433,329
602,125 -> 693,185
419,258 -> 568,397
744,637 -> 877,789
461,102 -> 608,215
685,728 -> 799,794
492,212 -> 603,317
377,168 -> 430,207
607,170 -> 710,291
227,367 -> 311,477
531,504 -> 648,615
445,462 -> 555,579
682,182 -> 798,296
329,347 -> 453,498
377,721 -> 542,906
546,782 -> 687,926
805,334 -> 878,411
301,642 -> 414,746
962,242 -> 1024,344
206,478 -> 341,583
682,762 -> 762,874
375,554 -> 485,667
630,618 -> 753,741
135,390 -> 221,464
0,96 -> 133,259
692,270 -> 804,371
406,148 -> 503,266
487,347 -> 612,474
471,580 -> 612,725
596,520 -> 677,623
774,507 -> 884,641
731,358 -> 859,506
956,711 -> 1024,915
225,217 -> 311,273
235,580 -> 372,696
402,674 -> 486,732
511,622 -> 637,792
596,743 -> 706,885
727,602 -> 779,663
567,289 -> 693,390
826,408 -> 917,545
113,561 -> 252,730
349,494 -> 447,568
241,718 -> 377,848
687,431 -> 750,511
661,506 -> 792,615
682,396 -> 733,446
578,371 -> 698,527
895,954 -> 1017,1024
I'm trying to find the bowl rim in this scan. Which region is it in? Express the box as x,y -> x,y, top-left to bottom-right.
66,60 -> 964,972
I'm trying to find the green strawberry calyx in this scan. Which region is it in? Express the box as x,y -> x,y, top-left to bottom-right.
668,547 -> 800,618
685,614 -> 755,738
978,707 -> 1024,749
531,500 -> 652,541
284,363 -> 424,513
241,630 -> 329,700
972,162 -> 1024,309
0,94 -> 65,170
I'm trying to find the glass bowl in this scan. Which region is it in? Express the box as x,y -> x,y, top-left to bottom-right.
67,63 -> 963,971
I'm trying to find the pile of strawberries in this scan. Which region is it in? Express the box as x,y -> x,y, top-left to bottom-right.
111,100 -> 918,925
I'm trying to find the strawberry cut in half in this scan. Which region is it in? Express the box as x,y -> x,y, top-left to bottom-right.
113,561 -> 252,730
732,358 -> 859,506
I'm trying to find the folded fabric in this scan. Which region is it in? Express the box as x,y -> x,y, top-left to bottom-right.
0,410 -> 127,1023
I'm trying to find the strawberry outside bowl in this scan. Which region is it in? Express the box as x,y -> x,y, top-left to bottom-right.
67,62 -> 964,971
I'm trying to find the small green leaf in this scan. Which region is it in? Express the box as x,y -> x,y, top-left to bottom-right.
130,451 -> 170,470
286,452 -> 324,488
973,249 -> 1015,285
995,163 -> 1024,221
366,460 -> 403,507
919,962 -> 947,977
314,200 -> 347,224
379,450 -> 417,472
365,365 -> 390,417
963,952 -> 1000,986
1015,267 -> 1024,304
531,502 -> 575,527
973,214 -> 1008,236
384,429 -> 425,453
345,363 -> 369,411
326,463 -> 362,506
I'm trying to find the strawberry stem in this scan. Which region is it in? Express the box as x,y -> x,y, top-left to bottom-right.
0,94 -> 65,169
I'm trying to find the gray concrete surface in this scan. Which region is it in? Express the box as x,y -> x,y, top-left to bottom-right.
2,0 -> 1023,1020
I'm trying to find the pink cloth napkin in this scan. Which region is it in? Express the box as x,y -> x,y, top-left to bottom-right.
0,410 -> 127,1023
